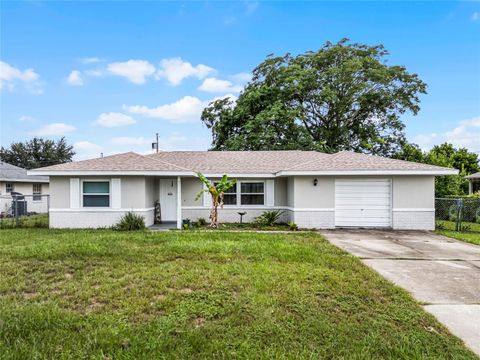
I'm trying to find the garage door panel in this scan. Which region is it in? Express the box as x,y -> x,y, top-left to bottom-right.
335,179 -> 392,228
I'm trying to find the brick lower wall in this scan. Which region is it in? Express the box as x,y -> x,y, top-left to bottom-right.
392,210 -> 435,230
181,208 -> 291,224
291,210 -> 335,229
49,208 -> 155,229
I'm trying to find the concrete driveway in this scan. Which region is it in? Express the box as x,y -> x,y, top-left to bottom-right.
320,229 -> 480,356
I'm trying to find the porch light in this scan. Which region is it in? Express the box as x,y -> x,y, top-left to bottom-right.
313,178 -> 318,186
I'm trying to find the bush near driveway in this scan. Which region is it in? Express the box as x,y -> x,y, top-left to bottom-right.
0,230 -> 476,359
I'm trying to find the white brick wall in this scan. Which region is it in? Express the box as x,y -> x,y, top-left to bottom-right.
181,207 -> 336,228
392,210 -> 435,230
181,208 -> 291,224
291,210 -> 335,229
49,208 -> 154,229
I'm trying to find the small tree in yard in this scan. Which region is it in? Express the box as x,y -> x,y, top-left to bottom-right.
195,173 -> 236,228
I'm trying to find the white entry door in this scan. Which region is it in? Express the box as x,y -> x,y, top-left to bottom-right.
159,179 -> 177,221
335,179 -> 392,228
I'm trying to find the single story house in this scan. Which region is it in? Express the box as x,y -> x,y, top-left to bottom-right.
29,150 -> 457,230
0,161 -> 49,215
466,172 -> 480,194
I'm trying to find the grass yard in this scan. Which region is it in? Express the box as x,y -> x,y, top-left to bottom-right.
0,213 -> 49,229
436,220 -> 480,245
0,230 -> 476,359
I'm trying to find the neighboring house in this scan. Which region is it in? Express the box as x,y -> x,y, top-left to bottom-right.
0,162 -> 49,215
466,172 -> 480,194
29,151 -> 457,230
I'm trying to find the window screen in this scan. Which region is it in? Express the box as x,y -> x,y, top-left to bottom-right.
83,181 -> 109,207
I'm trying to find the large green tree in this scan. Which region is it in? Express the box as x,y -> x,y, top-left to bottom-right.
202,39 -> 427,156
0,137 -> 75,169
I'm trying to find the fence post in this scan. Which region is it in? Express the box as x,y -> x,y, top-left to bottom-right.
455,198 -> 464,232
14,195 -> 19,228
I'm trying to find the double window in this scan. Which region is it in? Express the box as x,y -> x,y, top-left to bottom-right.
82,181 -> 110,207
215,181 -> 265,206
33,184 -> 42,201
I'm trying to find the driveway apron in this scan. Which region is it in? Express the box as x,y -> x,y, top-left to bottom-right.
320,229 -> 480,356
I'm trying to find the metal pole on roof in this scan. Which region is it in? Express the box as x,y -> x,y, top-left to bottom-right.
156,133 -> 159,153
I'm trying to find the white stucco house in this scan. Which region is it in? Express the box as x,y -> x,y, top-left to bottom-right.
29,150 -> 457,230
1,161 -> 50,215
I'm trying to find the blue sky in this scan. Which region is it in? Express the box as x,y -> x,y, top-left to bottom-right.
1,1 -> 479,159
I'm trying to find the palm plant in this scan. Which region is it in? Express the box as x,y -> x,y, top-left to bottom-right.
195,172 -> 236,228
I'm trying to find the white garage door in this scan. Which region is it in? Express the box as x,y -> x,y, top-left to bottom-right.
335,179 -> 392,228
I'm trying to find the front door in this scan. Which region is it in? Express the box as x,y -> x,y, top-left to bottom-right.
159,179 -> 177,221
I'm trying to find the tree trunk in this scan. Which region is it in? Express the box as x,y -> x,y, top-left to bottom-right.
209,198 -> 219,228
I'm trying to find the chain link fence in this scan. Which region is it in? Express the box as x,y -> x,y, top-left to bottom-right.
0,193 -> 49,228
435,197 -> 480,232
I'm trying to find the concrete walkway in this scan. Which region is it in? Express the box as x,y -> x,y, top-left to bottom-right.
320,229 -> 480,356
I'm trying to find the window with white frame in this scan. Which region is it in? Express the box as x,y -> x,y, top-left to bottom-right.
215,182 -> 237,205
6,183 -> 14,194
82,181 -> 110,207
33,184 -> 42,201
240,182 -> 264,205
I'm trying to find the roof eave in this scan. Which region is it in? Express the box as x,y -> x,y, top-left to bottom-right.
276,169 -> 459,176
0,177 -> 49,183
28,170 -> 276,177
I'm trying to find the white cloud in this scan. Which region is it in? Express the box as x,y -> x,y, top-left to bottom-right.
18,115 -> 35,122
66,70 -> 83,86
111,137 -> 151,145
81,57 -> 102,64
156,58 -> 216,86
472,12 -> 479,21
413,116 -> 480,153
34,123 -> 76,136
107,59 -> 156,84
95,112 -> 136,127
198,77 -> 243,93
73,141 -> 103,160
231,72 -> 252,83
0,60 -> 42,94
84,69 -> 103,77
124,96 -> 204,123
124,94 -> 237,123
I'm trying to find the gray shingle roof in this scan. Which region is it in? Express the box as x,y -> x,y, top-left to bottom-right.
30,150 -> 456,175
0,162 -> 49,182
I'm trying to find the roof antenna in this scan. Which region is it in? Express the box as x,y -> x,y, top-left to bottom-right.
152,133 -> 159,153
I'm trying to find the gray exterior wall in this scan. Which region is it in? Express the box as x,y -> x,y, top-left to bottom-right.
47,174 -> 436,230
50,177 -> 70,208
121,176 -> 146,208
392,176 -> 434,209
145,177 -> 156,208
181,177 -> 203,206
274,177 -> 288,206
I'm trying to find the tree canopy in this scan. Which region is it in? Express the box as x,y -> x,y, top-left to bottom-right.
0,137 -> 75,169
201,39 -> 427,156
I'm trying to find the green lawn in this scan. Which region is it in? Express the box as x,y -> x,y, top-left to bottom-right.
436,220 -> 480,245
0,230 -> 476,359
